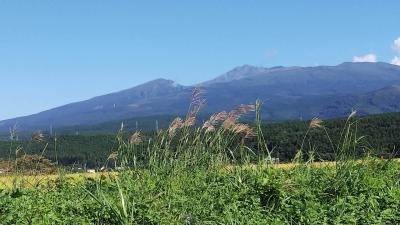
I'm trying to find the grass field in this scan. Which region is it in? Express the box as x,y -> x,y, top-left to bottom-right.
0,172 -> 106,189
1,98 -> 399,224
0,159 -> 395,190
0,161 -> 336,189
0,158 -> 399,224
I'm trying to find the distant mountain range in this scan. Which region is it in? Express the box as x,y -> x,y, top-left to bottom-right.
1,62 -> 400,133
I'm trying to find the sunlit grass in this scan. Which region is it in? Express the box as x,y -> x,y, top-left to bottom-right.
2,158 -> 398,189
0,172 -> 116,189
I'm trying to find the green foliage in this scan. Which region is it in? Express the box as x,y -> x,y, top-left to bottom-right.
0,102 -> 399,224
0,135 -> 117,168
0,185 -> 117,224
13,154 -> 57,175
1,112 -> 400,167
0,159 -> 399,224
256,112 -> 400,162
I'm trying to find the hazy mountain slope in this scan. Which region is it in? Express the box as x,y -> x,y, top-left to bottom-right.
319,85 -> 400,117
0,79 -> 192,131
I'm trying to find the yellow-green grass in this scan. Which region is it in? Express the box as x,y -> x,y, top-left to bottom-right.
0,172 -> 116,189
225,158 -> 399,172
0,162 -> 312,189
221,161 -> 335,173
1,159 -> 398,189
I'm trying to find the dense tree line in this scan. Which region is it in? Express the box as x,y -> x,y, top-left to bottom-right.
254,113 -> 400,161
0,135 -> 117,168
0,112 -> 399,167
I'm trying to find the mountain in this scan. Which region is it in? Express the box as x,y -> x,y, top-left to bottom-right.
199,62 -> 400,119
1,62 -> 400,133
202,64 -> 300,85
0,79 -> 192,132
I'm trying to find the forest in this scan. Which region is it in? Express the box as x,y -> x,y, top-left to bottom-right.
0,112 -> 399,168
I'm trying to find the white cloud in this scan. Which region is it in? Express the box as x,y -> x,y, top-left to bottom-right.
391,56 -> 400,66
352,53 -> 377,63
393,37 -> 400,52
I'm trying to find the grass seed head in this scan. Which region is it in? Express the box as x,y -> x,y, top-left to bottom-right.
244,128 -> 256,139
233,123 -> 256,139
348,109 -> 357,119
185,87 -> 205,127
183,115 -> 196,127
191,86 -> 203,102
130,131 -> 142,144
222,104 -> 255,129
168,117 -> 183,137
309,117 -> 323,129
31,131 -> 45,143
235,104 -> 255,115
222,115 -> 237,129
206,125 -> 215,133
202,120 -> 215,132
215,111 -> 228,122
202,111 -> 228,132
107,152 -> 118,160
15,145 -> 23,156
9,125 -> 17,141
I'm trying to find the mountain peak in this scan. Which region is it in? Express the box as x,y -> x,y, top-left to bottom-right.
229,64 -> 266,74
202,64 -> 302,85
129,78 -> 183,90
202,65 -> 268,85
101,78 -> 185,103
142,78 -> 177,86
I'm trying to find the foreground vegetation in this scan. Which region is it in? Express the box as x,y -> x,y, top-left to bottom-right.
1,158 -> 399,224
0,91 -> 399,224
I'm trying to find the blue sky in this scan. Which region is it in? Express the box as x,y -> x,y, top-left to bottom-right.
1,0 -> 400,119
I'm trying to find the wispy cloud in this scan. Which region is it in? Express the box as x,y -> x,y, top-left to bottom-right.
352,53 -> 377,63
391,37 -> 400,65
391,56 -> 400,66
393,37 -> 400,52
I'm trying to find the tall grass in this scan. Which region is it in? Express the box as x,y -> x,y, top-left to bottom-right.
80,88 -> 398,225
0,129 -> 59,190
2,88 -> 398,224
111,89 -> 258,172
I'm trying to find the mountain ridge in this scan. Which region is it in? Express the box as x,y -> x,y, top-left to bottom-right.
1,62 -> 400,133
